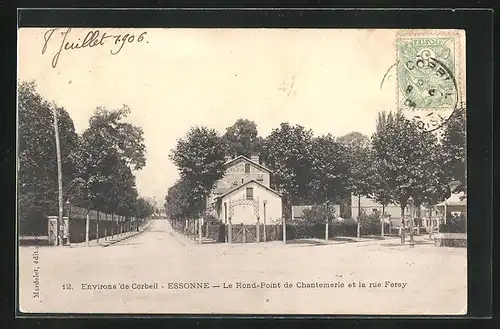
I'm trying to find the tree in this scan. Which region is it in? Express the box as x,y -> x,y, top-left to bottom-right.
338,131 -> 370,149
309,134 -> 350,207
169,126 -> 226,215
372,112 -> 444,244
18,81 -> 79,234
338,131 -> 373,239
260,123 -> 314,218
133,197 -> 155,219
441,107 -> 466,194
301,204 -> 339,225
222,119 -> 263,158
74,105 -> 146,215
372,112 -> 396,216
165,178 -> 197,220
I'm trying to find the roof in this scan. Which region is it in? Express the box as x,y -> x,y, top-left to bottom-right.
224,155 -> 272,173
213,187 -> 231,195
215,179 -> 281,200
434,192 -> 467,208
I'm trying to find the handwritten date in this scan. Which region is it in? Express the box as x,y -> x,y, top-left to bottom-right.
42,28 -> 147,68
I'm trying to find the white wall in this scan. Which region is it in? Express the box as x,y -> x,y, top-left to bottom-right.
350,194 -> 402,220
220,182 -> 282,225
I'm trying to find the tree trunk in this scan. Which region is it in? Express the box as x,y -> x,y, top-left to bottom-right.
381,204 -> 385,237
416,205 -> 421,235
400,206 -> 405,245
429,207 -> 433,238
357,194 -> 361,239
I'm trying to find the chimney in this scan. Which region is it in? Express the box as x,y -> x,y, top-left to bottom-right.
250,154 -> 260,164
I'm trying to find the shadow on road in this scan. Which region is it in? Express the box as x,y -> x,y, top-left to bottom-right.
108,242 -> 144,247
19,236 -> 50,246
382,240 -> 435,247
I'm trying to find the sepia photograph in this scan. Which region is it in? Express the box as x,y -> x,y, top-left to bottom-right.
17,27 -> 467,315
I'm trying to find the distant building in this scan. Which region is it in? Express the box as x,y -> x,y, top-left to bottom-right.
206,155 -> 282,225
351,193 -> 413,227
291,204 -> 340,221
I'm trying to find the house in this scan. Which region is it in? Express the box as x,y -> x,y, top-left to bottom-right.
350,193 -> 433,229
291,205 -> 341,221
206,155 -> 282,226
350,193 -> 405,227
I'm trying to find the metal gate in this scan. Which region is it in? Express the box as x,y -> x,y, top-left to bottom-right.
232,224 -> 245,243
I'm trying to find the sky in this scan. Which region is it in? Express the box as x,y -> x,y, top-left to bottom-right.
17,28 -> 418,203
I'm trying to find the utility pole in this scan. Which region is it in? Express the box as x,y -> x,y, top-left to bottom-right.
52,104 -> 64,246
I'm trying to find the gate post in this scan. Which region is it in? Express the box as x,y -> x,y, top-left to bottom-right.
256,217 -> 260,242
85,213 -> 90,246
282,216 -> 287,244
242,223 -> 246,243
198,218 -> 202,244
47,216 -> 57,246
228,218 -> 232,244
96,211 -> 100,242
325,221 -> 329,242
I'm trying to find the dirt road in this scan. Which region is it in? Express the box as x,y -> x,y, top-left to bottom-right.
19,219 -> 467,315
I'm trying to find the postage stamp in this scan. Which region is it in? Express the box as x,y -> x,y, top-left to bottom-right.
395,31 -> 465,132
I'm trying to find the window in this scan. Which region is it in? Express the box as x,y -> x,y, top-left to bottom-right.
257,175 -> 264,182
246,187 -> 254,200
245,163 -> 251,173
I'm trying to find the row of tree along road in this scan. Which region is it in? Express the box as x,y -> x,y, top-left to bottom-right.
166,110 -> 465,242
18,81 -> 154,244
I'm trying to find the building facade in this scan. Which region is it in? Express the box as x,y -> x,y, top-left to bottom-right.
206,155 -> 282,225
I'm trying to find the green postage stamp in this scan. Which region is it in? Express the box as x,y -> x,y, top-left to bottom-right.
396,31 -> 464,131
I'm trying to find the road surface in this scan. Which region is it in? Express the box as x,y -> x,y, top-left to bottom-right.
19,219 -> 467,314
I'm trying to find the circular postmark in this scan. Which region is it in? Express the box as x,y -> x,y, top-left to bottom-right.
381,58 -> 461,133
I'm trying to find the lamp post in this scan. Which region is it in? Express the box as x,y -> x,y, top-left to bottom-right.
408,196 -> 415,247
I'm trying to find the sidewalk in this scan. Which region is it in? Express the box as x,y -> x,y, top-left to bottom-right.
68,221 -> 152,248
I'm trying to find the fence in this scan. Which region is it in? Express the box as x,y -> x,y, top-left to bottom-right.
170,218 -> 391,244
42,206 -> 148,246
170,218 -> 283,243
63,206 -> 143,244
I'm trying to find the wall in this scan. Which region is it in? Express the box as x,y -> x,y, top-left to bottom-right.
219,181 -> 282,225
217,159 -> 270,190
206,158 -> 272,212
350,194 -> 402,220
350,194 -> 430,229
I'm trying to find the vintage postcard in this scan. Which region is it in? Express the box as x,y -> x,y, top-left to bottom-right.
17,28 -> 467,315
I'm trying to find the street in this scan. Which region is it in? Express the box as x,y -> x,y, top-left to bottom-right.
19,219 -> 467,315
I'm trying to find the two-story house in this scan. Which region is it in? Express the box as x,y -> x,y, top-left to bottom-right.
206,155 -> 282,226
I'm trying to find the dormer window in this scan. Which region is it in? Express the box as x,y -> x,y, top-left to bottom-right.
245,163 -> 250,173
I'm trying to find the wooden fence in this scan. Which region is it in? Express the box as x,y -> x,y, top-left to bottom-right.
170,218 -> 282,243
46,206 -> 146,245
171,218 -> 392,244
